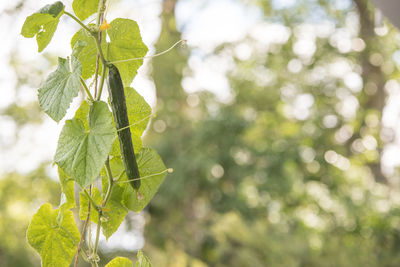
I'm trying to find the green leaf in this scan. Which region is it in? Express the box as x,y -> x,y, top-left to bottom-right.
71,27 -> 107,79
107,19 -> 148,86
79,186 -> 128,239
110,131 -> 142,158
26,203 -> 80,267
123,148 -> 167,212
21,14 -> 54,38
55,101 -> 116,187
38,43 -> 83,122
70,19 -> 148,84
72,0 -> 98,21
39,1 -> 65,16
72,39 -> 87,58
74,100 -> 90,128
58,167 -> 75,210
21,1 -> 65,52
108,148 -> 167,212
123,87 -> 152,139
106,257 -> 134,267
110,87 -> 152,156
136,251 -> 151,267
79,187 -> 101,222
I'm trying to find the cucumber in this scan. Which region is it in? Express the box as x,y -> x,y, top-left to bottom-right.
107,64 -> 140,190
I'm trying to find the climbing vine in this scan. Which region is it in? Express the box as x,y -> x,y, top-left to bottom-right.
21,1 -> 173,266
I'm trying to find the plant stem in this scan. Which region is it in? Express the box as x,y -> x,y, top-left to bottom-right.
94,54 -> 100,99
64,11 -> 91,32
92,212 -> 102,267
116,113 -> 155,132
80,78 -> 94,102
94,0 -> 106,99
92,32 -> 107,66
89,158 -> 114,266
89,3 -> 108,266
88,185 -> 93,256
103,157 -> 114,206
109,39 -> 186,64
73,200 -> 91,267
65,12 -> 107,68
64,10 -> 107,69
96,0 -> 107,28
92,0 -> 108,67
96,62 -> 107,101
83,189 -> 101,213
88,218 -> 93,264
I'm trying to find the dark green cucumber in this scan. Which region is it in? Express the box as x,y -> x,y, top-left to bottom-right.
107,64 -> 140,190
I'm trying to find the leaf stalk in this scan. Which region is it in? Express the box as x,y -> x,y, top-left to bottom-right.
64,11 -> 92,33
80,78 -> 94,102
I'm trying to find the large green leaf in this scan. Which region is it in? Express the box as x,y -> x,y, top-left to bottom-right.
107,148 -> 167,212
54,101 -> 116,187
38,42 -> 83,122
110,130 -> 142,158
103,253 -> 151,267
106,257 -> 134,267
79,186 -> 128,239
72,0 -> 98,21
21,1 -> 65,52
74,100 -> 90,128
70,18 -> 148,84
123,87 -> 152,139
58,167 -> 75,210
71,27 -> 107,79
123,148 -> 167,211
26,203 -> 80,267
136,251 -> 151,267
107,19 -> 148,86
110,87 -> 152,156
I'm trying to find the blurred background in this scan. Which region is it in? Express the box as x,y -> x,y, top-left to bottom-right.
2,0 -> 400,266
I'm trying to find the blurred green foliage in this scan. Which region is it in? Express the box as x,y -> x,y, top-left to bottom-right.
0,166 -> 59,266
143,0 -> 400,266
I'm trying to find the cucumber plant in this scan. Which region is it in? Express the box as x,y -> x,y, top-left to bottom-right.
21,1 -> 173,266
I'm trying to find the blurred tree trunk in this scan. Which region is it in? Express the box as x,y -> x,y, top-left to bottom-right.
153,0 -> 186,102
147,0 -> 189,249
353,0 -> 387,183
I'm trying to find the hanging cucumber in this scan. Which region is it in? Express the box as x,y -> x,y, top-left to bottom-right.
107,64 -> 141,190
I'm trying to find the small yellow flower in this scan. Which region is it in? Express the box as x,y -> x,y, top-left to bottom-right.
99,19 -> 111,31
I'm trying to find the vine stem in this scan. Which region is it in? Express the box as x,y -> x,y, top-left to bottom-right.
92,32 -> 107,66
73,185 -> 92,267
83,189 -> 101,213
94,56 -> 100,99
73,217 -> 89,267
90,157 -> 114,266
103,157 -> 114,206
115,168 -> 173,184
94,0 -> 106,99
64,9 -> 109,102
89,3 -> 108,266
93,29 -> 108,101
96,0 -> 107,28
116,113 -> 156,132
96,62 -> 107,101
109,39 -> 186,64
63,10 -> 108,74
92,214 -> 102,267
64,11 -> 91,33
80,78 -> 94,102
